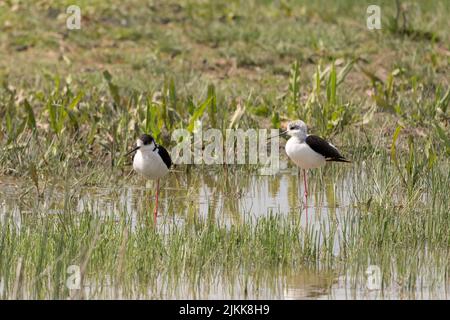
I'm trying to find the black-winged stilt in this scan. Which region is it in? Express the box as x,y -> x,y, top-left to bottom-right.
126,134 -> 172,222
276,120 -> 350,200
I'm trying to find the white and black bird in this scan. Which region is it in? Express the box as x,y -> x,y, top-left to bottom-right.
126,134 -> 172,221
277,120 -> 350,199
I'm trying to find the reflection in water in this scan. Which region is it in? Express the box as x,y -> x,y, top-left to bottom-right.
0,167 -> 448,299
283,269 -> 337,299
27,167 -> 348,233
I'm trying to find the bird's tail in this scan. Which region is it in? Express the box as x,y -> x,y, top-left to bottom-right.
326,157 -> 351,163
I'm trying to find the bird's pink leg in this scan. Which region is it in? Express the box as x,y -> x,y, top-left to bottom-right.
303,169 -> 308,198
153,179 -> 159,224
303,169 -> 309,219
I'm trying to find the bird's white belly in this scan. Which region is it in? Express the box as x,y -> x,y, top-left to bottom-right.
285,139 -> 325,169
133,150 -> 169,179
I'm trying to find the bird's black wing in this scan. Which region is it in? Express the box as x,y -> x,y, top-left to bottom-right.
305,135 -> 349,162
157,145 -> 172,169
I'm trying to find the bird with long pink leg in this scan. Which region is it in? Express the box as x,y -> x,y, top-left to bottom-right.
125,134 -> 172,223
275,120 -> 350,207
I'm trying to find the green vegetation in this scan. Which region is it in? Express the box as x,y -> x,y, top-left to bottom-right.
0,0 -> 449,299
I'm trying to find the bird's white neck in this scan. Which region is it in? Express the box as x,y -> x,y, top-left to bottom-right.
139,143 -> 157,155
289,133 -> 307,143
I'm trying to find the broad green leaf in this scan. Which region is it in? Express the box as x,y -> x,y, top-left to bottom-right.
207,84 -> 217,128
188,96 -> 212,133
103,71 -> 120,106
437,88 -> 450,113
47,100 -> 58,134
391,125 -> 402,161
24,99 -> 36,130
337,60 -> 354,86
327,63 -> 336,105
68,91 -> 84,110
435,124 -> 450,155
289,60 -> 300,112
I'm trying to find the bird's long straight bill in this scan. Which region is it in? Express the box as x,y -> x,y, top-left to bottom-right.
267,130 -> 288,143
125,146 -> 140,157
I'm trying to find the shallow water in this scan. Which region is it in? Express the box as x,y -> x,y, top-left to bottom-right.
0,165 -> 449,299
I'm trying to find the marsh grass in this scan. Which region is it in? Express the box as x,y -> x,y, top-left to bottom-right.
0,150 -> 449,298
0,0 -> 449,299
0,205 -> 309,299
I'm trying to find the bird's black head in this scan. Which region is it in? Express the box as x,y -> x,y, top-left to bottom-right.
139,134 -> 154,146
125,133 -> 156,158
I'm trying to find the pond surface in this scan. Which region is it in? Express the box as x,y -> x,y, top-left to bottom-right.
0,164 -> 448,299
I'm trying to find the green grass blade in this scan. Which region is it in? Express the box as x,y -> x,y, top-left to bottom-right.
188,96 -> 212,133
23,99 -> 36,131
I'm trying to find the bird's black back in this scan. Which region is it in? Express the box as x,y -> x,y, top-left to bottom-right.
305,135 -> 348,162
156,145 -> 172,169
